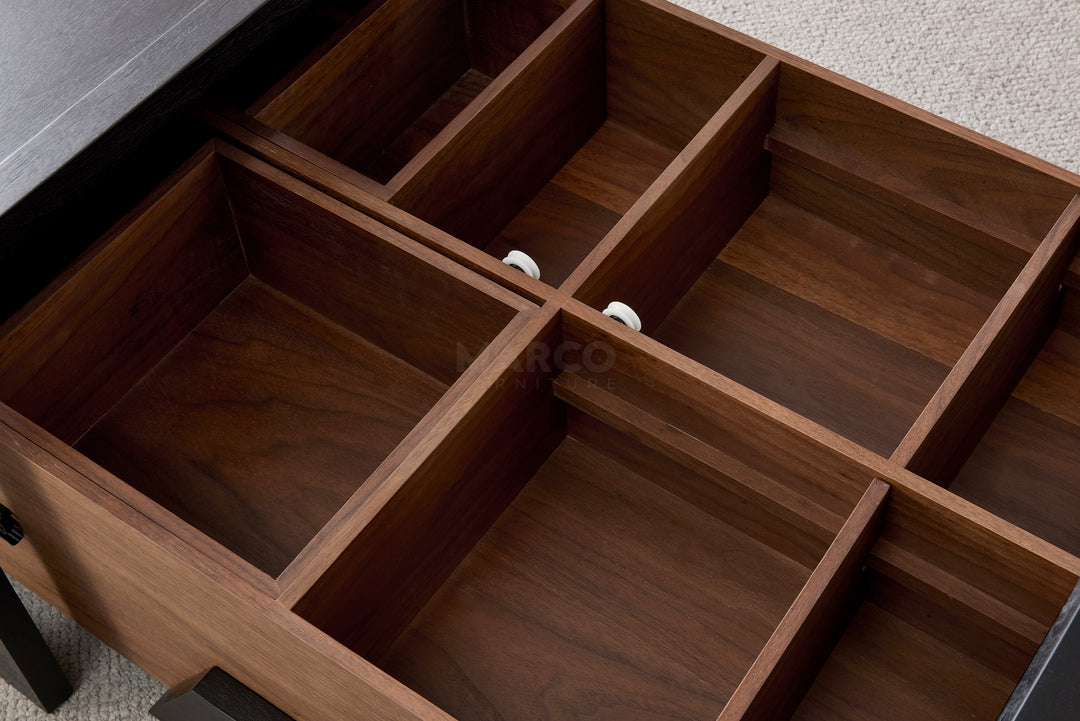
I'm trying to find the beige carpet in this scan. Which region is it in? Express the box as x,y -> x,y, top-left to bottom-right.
4,0 -> 1079,718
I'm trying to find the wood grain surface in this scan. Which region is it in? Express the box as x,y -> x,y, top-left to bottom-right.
0,149 -> 246,445
255,0 -> 470,172
75,278 -> 447,577
718,479 -> 889,721
389,0 -> 604,247
789,582 -> 1018,721
653,217 -> 954,456
894,196 -> 1080,486
378,431 -> 810,721
5,1 -> 1080,720
483,120 -> 677,286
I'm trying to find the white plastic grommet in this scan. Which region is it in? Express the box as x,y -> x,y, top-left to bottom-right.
602,301 -> 642,332
502,250 -> 540,280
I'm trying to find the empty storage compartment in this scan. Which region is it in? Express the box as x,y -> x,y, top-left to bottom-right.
571,59 -> 1080,457
789,568 -> 1032,721
251,0 -> 574,186
745,480 -> 1077,721
388,0 -> 765,287
947,286 -> 1080,557
292,361 -> 843,721
0,141 -> 526,583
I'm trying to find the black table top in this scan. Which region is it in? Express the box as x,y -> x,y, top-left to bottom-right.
0,0 -> 270,216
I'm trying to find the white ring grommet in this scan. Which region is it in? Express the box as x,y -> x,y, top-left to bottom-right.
502,250 -> 540,280
602,301 -> 642,332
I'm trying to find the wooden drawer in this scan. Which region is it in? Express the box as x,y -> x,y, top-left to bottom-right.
0,141 -> 535,595
3,0 -> 1080,719
214,0 -> 767,289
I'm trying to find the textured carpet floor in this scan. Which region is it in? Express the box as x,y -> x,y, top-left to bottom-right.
4,0 -> 1079,718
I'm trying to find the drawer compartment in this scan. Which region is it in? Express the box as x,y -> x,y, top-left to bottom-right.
290,323 -> 859,721
412,0 -> 765,287
0,142 -> 529,584
790,570 -> 1029,721
253,0 -> 573,186
947,286 -> 1080,556
238,0 -> 766,289
570,58 -> 1079,456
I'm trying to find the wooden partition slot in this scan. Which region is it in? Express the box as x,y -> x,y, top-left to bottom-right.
570,58 -> 1074,457
252,0 -> 574,187
387,0 -> 765,287
293,353 -> 841,721
0,142 -> 529,584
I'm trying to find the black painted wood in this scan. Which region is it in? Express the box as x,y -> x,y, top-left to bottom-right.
0,569 -> 73,713
150,668 -> 296,721
998,580 -> 1080,721
0,0 -> 315,323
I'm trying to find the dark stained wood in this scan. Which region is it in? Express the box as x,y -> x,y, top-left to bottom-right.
569,55 -> 778,322
605,0 -> 765,149
870,542 -> 1046,680
0,147 -> 248,445
720,196 -> 996,367
560,303 -> 879,519
6,2 -> 1080,720
462,0 -> 572,77
389,0 -> 605,247
765,127 -> 1041,263
197,106 -> 558,305
216,146 -> 526,386
879,478 -> 1078,636
555,376 -> 841,568
894,196 -> 1080,485
949,381 -> 1080,557
654,259 -> 949,456
75,278 -> 447,578
292,307 -> 564,656
769,156 -> 1024,300
361,69 -> 492,184
211,105 -> 394,200
252,0 -> 570,184
789,580 -> 1019,721
482,121 -> 677,286
0,407 -> 455,721
718,478 -> 889,721
376,433 -> 811,721
773,61 -> 1079,248
254,0 -> 471,176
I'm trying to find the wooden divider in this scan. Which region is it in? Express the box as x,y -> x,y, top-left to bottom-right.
560,302 -> 880,519
286,306 -> 564,653
567,55 -> 778,326
765,127 -> 1039,262
893,195 -> 1080,483
772,62 -> 1078,250
716,479 -> 889,721
554,372 -> 841,568
388,0 -> 604,246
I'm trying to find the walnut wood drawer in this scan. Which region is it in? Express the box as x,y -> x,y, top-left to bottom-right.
2,0 -> 1080,720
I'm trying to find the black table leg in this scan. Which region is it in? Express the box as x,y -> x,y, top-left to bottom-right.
151,667 -> 296,721
0,569 -> 74,713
